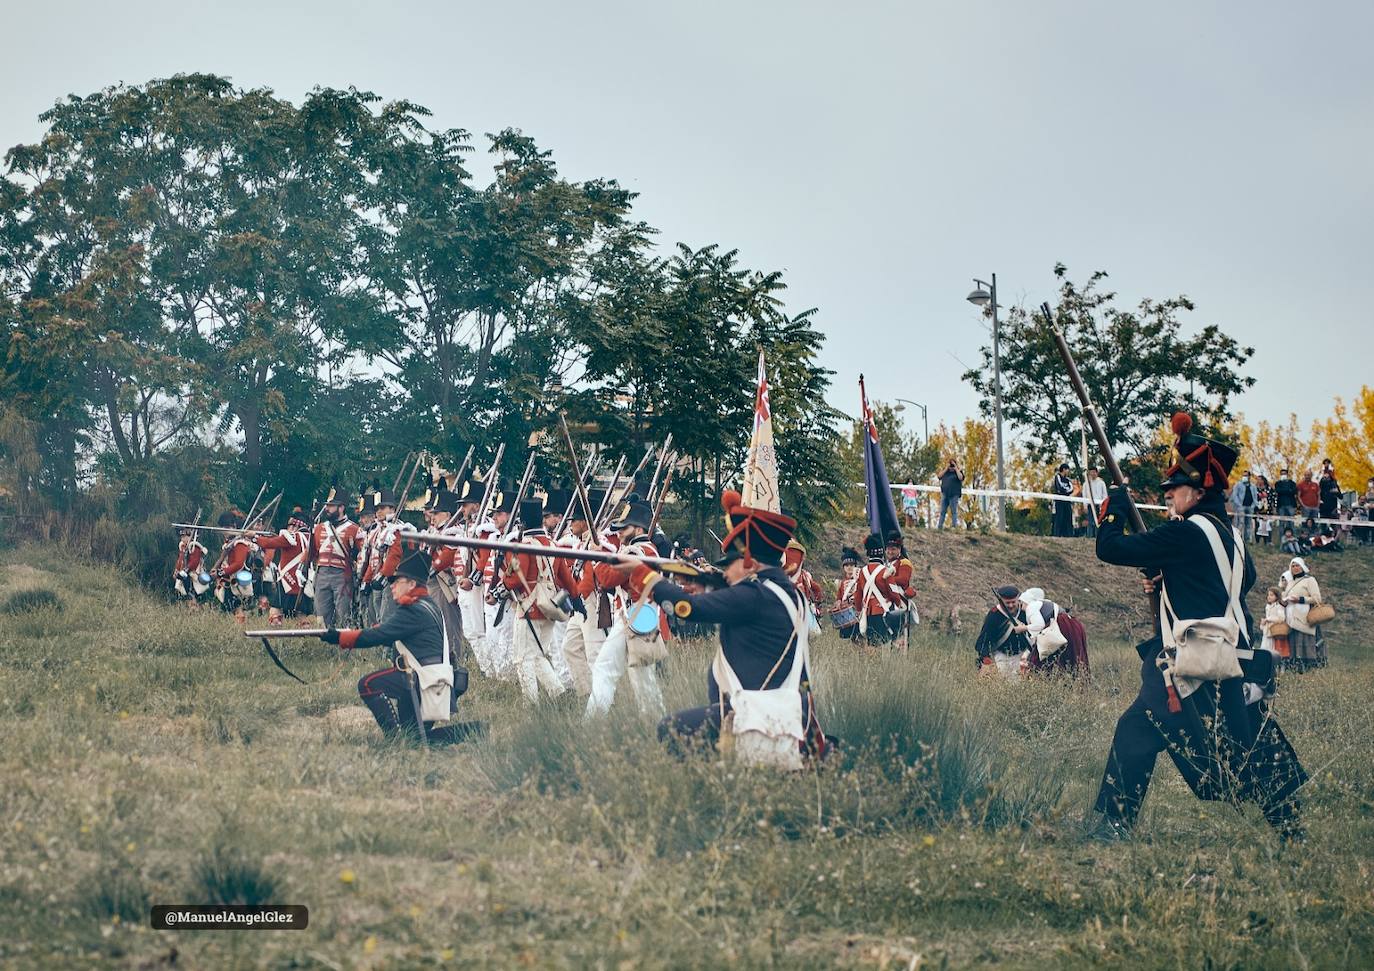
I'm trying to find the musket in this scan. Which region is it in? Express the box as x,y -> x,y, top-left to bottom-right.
462,444 -> 506,574
391,451 -> 416,495
591,454 -> 628,534
1046,302 -> 1180,707
246,492 -> 283,532
558,415 -> 604,544
486,449 -> 539,622
596,445 -> 654,535
244,628 -> 330,684
647,462 -> 677,539
172,522 -> 272,537
555,450 -> 600,541
626,441 -> 657,494
241,481 -> 269,531
450,444 -> 477,494
397,530 -> 705,575
646,434 -> 675,500
394,450 -> 426,514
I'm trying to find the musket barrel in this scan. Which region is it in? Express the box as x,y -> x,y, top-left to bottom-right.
244,629 -> 330,638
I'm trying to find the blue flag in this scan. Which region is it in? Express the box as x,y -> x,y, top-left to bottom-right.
860,375 -> 901,538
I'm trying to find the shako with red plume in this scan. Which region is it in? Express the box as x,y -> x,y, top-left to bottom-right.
1161,411 -> 1239,491
716,488 -> 797,568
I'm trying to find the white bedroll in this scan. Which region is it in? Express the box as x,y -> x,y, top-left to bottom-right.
713,580 -> 810,771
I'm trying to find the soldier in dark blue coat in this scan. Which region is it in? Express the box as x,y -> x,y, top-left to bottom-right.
322,548 -> 473,744
626,489 -> 827,757
1091,413 -> 1306,840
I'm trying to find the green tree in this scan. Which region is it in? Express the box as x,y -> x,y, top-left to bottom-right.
963,264 -> 1255,466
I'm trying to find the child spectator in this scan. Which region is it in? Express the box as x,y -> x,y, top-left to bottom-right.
1256,513 -> 1273,545
1281,528 -> 1302,555
1260,586 -> 1290,665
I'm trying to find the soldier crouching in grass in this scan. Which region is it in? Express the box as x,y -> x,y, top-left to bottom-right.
623,490 -> 830,769
1089,413 -> 1307,842
321,548 -> 476,745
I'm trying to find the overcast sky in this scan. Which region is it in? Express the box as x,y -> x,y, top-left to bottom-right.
5,0 -> 1371,445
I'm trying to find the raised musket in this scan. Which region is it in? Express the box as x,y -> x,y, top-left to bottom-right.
646,433 -> 675,500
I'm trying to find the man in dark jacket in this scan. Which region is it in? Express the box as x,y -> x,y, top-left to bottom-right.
629,490 -> 826,758
322,548 -> 472,744
973,584 -> 1028,676
1273,469 -> 1299,518
1051,464 -> 1076,537
937,460 -> 963,529
1090,413 -> 1306,841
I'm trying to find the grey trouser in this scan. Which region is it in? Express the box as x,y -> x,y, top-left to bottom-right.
315,566 -> 352,628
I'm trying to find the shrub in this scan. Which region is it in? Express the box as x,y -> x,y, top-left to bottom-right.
191,845 -> 281,906
1,588 -> 62,615
79,864 -> 150,922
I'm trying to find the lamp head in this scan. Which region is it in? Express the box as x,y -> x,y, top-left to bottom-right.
966,287 -> 991,307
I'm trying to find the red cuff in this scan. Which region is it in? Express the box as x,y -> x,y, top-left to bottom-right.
339,629 -> 362,650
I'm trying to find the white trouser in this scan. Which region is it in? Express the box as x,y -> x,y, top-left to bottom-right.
561,613 -> 608,695
459,585 -> 487,657
548,619 -> 574,688
512,616 -> 566,703
585,621 -> 664,718
484,599 -> 515,679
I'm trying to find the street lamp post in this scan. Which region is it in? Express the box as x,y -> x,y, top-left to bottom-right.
892,399 -> 928,442
894,398 -> 931,529
966,275 -> 1007,530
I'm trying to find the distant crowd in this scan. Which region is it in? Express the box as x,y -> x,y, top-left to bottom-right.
924,455 -> 1373,547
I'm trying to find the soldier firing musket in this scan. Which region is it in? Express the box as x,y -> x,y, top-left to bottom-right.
1044,303 -> 1308,843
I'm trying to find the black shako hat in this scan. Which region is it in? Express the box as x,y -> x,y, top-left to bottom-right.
374,488 -> 398,509
840,546 -> 861,565
491,483 -> 517,515
431,490 -> 460,515
995,584 -> 1021,599
543,488 -> 571,518
1161,412 -> 1239,491
458,477 -> 486,503
611,494 -> 653,532
519,497 -> 546,528
863,532 -> 886,559
394,548 -> 431,583
574,488 -> 606,522
715,489 -> 796,568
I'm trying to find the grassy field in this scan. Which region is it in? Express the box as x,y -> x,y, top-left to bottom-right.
1,544 -> 1372,970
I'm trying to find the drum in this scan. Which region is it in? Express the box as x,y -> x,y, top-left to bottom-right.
194,572 -> 212,595
232,569 -> 255,599
628,602 -> 662,636
828,603 -> 858,630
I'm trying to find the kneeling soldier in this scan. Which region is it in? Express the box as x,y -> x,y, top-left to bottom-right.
629,490 -> 829,765
322,548 -> 473,744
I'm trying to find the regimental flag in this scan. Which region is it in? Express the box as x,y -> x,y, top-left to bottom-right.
742,349 -> 781,512
860,374 -> 901,537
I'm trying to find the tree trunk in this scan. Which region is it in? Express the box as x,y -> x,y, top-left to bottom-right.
234,398 -> 263,481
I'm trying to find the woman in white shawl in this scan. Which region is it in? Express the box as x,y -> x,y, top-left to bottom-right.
1283,557 -> 1325,671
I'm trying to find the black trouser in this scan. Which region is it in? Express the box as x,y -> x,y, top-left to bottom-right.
1052,500 -> 1074,536
1095,647 -> 1306,832
357,667 -> 475,744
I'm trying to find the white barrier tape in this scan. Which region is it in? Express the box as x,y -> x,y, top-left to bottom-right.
886,482 -> 1374,530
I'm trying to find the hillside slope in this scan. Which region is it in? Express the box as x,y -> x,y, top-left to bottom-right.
813,524 -> 1372,645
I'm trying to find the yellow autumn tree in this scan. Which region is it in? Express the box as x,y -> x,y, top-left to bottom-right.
1313,387 -> 1374,488
1231,413 -> 1319,478
928,418 -> 998,527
